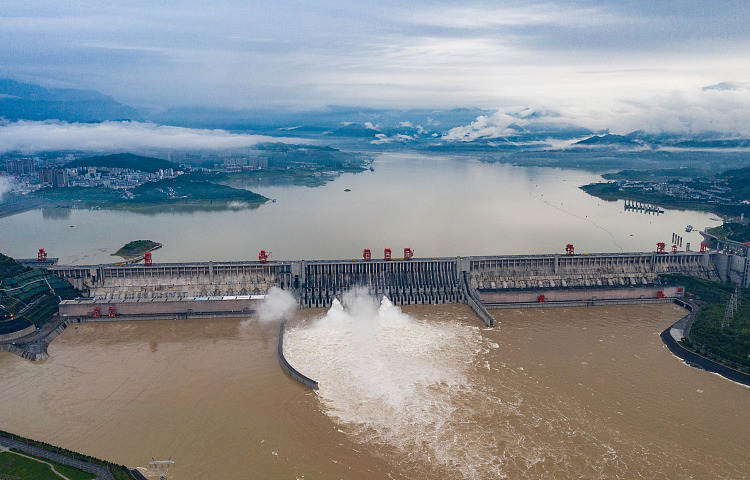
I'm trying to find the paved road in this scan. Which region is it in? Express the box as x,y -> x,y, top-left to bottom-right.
0,435 -> 114,480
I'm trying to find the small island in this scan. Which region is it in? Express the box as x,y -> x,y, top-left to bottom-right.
112,240 -> 162,259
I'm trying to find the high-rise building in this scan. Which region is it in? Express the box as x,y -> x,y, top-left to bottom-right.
6,158 -> 35,175
53,169 -> 69,187
38,168 -> 69,187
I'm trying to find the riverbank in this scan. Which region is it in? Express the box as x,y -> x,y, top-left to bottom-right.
0,430 -> 138,480
661,299 -> 750,386
660,274 -> 750,373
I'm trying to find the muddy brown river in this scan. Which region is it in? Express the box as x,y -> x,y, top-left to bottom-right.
0,303 -> 747,479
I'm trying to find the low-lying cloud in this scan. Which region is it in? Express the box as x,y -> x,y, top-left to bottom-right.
444,86 -> 750,141
0,120 -> 305,153
0,175 -> 15,201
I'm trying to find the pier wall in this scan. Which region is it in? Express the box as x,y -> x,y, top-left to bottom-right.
278,319 -> 318,390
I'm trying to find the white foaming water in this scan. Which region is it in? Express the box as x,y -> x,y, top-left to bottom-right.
257,287 -> 297,323
284,289 -> 500,478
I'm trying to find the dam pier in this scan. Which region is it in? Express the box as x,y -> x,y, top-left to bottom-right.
39,246 -> 750,326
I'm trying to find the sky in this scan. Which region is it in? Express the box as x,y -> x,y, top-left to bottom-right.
1,1 -> 750,134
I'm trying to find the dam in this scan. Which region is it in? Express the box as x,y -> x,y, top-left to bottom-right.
43,246 -> 749,325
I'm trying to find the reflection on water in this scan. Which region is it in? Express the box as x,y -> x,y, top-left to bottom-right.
0,153 -> 720,264
0,305 -> 747,479
41,206 -> 72,220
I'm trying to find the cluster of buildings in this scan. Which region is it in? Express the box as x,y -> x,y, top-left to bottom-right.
218,156 -> 269,173
618,179 -> 735,204
2,157 -> 182,195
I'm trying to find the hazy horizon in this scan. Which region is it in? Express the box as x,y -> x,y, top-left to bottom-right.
2,1 -> 750,136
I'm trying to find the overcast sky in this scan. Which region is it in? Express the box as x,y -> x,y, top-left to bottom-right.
2,1 -> 750,133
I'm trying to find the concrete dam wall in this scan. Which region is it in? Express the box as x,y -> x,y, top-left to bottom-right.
48,250 -> 743,320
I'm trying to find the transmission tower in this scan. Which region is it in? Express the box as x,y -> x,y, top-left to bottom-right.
149,459 -> 175,480
722,286 -> 741,328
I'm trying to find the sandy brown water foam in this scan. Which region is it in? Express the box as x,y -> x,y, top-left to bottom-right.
0,304 -> 747,479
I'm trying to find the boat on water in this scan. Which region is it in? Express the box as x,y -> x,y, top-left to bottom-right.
685,225 -> 694,232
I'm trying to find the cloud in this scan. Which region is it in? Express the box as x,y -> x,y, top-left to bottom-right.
443,106 -> 567,141
408,3 -> 623,29
702,81 -> 747,91
0,120 -> 305,153
370,133 -> 414,144
444,87 -> 750,140
0,175 -> 16,201
1,1 -> 750,126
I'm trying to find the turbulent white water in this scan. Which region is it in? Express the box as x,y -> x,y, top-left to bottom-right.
284,289 -> 502,478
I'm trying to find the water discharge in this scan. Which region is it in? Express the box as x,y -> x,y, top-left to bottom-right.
284,289 -> 500,478
285,295 -> 750,479
0,303 -> 747,479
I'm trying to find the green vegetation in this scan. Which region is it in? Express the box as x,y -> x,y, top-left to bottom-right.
661,274 -> 750,371
0,430 -> 136,480
601,168 -> 708,181
579,182 -> 713,212
581,165 -> 750,217
0,451 -> 95,480
31,175 -> 268,210
65,153 -> 183,173
706,222 -> 750,243
0,252 -> 79,328
201,144 -> 372,187
113,240 -> 161,259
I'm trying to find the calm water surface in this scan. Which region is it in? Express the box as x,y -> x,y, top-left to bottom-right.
0,153 -> 719,263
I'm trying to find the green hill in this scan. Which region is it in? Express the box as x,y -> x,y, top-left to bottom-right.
0,253 -> 78,328
65,153 -> 183,173
33,175 -> 268,210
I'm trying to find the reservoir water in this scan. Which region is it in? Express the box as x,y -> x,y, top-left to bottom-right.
0,303 -> 747,479
0,153 -> 719,263
0,153 -> 742,479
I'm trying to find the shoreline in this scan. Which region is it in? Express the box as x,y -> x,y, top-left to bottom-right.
661,298 -> 750,386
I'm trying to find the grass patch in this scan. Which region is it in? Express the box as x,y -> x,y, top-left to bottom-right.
0,450 -> 94,480
706,222 -> 750,243
0,430 -> 135,480
661,274 -> 750,371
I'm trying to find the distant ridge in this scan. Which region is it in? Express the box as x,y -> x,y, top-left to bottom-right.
0,78 -> 140,122
574,134 -> 643,146
65,153 -> 182,173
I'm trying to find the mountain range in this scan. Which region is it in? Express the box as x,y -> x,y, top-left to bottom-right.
2,78 -> 749,152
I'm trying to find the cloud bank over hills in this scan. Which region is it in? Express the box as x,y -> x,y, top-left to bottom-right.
0,121 -> 305,153
445,85 -> 750,141
2,1 -> 748,124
